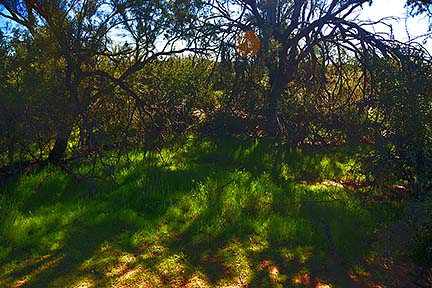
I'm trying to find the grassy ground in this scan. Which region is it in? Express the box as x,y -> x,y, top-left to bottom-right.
0,138 -> 413,287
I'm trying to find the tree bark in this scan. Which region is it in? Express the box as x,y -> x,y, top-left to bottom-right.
265,82 -> 282,137
48,122 -> 73,164
47,60 -> 82,164
265,65 -> 290,138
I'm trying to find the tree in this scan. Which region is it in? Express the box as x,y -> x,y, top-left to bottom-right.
0,0 -> 205,163
203,0 -> 391,137
406,0 -> 432,16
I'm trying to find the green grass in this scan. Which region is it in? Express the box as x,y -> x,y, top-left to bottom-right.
0,138 -> 401,287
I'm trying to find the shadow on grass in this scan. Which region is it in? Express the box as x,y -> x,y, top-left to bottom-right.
162,173 -> 378,287
0,138 -> 396,287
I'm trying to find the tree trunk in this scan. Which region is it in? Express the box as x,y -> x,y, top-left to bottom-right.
48,122 -> 73,164
265,67 -> 289,138
265,86 -> 281,137
48,61 -> 82,164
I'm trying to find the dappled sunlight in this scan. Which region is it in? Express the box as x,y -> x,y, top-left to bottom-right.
315,282 -> 333,288
259,260 -> 283,284
77,242 -> 134,280
2,254 -> 65,288
316,180 -> 345,189
0,138 -> 422,287
287,247 -> 314,264
104,253 -> 136,278
112,266 -> 163,287
293,271 -> 311,286
156,253 -> 189,285
73,280 -> 95,288
184,273 -> 210,287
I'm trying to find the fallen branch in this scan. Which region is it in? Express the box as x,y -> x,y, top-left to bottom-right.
287,198 -> 342,206
212,178 -> 235,193
309,212 -> 351,268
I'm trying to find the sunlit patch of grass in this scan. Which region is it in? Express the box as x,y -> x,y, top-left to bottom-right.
217,240 -> 252,282
184,272 -> 210,287
113,265 -> 167,288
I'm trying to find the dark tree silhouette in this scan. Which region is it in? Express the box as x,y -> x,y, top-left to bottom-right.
0,0 -> 206,163
202,0 -> 392,136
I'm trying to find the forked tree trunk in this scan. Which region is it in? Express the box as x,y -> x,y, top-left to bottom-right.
48,62 -> 82,164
